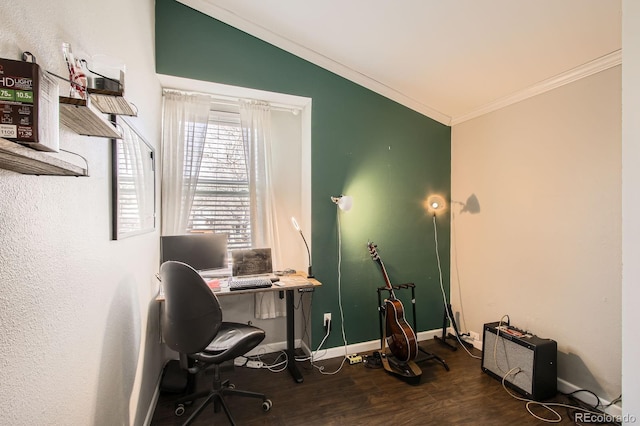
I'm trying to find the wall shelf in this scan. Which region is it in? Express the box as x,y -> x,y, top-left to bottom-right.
0,138 -> 88,176
59,96 -> 122,138
88,88 -> 137,116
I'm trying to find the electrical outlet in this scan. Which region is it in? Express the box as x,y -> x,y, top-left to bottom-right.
323,313 -> 331,332
323,312 -> 332,325
469,331 -> 480,341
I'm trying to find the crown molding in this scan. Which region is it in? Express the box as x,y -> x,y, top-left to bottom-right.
177,1 -> 619,128
451,49 -> 622,125
177,0 -> 452,125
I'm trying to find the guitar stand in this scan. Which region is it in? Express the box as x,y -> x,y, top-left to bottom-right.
377,284 -> 449,372
377,352 -> 422,385
434,303 -> 473,352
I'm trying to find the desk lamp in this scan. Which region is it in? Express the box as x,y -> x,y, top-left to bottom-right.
291,217 -> 314,278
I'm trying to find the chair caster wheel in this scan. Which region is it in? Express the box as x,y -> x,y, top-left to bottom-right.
262,399 -> 272,412
175,403 -> 185,417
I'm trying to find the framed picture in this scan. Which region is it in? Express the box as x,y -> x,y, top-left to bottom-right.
111,117 -> 156,240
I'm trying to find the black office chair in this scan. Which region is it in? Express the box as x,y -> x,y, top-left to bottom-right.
160,261 -> 272,425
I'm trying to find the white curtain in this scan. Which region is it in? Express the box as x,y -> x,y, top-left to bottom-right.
161,92 -> 210,235
239,100 -> 285,318
120,124 -> 153,231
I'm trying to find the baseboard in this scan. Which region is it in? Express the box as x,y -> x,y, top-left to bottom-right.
432,326 -> 483,351
460,334 -> 483,351
557,377 -> 622,418
310,327 -> 447,361
143,370 -> 164,426
186,327 -> 455,364
243,339 -> 303,357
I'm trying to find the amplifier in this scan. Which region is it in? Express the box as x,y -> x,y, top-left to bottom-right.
481,322 -> 557,401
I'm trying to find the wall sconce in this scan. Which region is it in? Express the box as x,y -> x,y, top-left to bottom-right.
331,195 -> 353,212
425,194 -> 446,216
291,217 -> 313,278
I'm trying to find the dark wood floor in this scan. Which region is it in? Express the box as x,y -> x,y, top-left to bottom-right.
151,339 -> 616,425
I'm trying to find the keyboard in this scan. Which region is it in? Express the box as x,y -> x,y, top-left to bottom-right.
228,277 -> 273,291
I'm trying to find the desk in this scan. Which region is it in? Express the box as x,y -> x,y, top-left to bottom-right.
157,272 -> 321,383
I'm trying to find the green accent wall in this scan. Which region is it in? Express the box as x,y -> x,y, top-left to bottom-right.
156,0 -> 451,349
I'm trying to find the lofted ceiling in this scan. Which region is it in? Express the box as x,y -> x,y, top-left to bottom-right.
177,0 -> 622,125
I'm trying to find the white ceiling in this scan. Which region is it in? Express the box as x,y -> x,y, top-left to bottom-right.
178,0 -> 622,125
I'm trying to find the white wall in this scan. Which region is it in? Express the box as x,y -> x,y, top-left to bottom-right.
622,1 -> 640,421
0,1 -> 162,425
451,66 -> 622,402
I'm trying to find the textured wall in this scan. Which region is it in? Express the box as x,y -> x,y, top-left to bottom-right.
0,1 -> 163,424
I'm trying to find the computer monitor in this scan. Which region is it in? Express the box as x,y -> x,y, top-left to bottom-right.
160,233 -> 228,273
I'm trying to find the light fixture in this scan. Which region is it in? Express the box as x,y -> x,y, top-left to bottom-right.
425,194 -> 446,215
291,217 -> 313,278
331,195 -> 353,212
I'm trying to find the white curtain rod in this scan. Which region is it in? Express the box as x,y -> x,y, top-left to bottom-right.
162,88 -> 302,114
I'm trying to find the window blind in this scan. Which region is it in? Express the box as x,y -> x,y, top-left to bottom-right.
187,110 -> 251,249
115,138 -> 142,233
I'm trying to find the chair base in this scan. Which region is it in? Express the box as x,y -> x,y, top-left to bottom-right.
174,376 -> 271,426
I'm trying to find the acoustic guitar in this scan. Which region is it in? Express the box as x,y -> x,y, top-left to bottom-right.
367,242 -> 418,363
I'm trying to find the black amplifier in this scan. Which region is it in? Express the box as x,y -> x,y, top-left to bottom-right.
481,322 -> 557,401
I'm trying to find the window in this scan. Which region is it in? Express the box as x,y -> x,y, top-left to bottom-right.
187,110 -> 251,250
112,118 -> 156,240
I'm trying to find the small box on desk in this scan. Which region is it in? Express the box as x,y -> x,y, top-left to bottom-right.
481,321 -> 557,400
0,57 -> 59,152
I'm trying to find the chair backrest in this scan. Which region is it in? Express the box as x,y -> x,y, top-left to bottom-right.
160,261 -> 223,354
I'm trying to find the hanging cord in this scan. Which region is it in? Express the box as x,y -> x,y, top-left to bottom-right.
500,367 -> 607,423
296,321 -> 330,362
297,291 -> 312,346
294,292 -> 324,362
309,208 -> 349,375
246,349 -> 289,373
59,148 -> 89,175
78,59 -> 123,92
336,209 -> 349,355
432,214 -> 480,360
492,315 -> 512,374
451,208 -> 470,332
45,70 -> 86,92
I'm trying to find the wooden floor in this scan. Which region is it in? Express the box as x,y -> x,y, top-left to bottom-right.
151,339 -> 615,425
